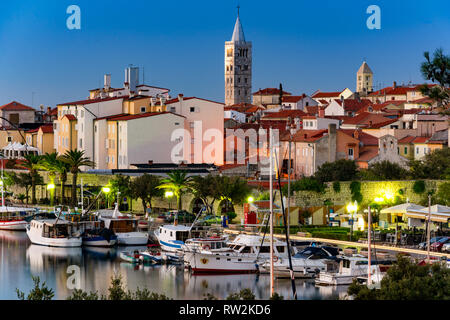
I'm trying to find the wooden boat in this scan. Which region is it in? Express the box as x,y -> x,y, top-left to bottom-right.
26,219 -> 82,247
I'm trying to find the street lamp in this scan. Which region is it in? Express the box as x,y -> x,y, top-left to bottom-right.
247,196 -> 254,203
165,191 -> 174,210
47,183 -> 55,207
286,117 -> 299,237
346,201 -> 358,241
102,186 -> 111,208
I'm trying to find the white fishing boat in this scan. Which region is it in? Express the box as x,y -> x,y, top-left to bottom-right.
154,224 -> 209,252
315,255 -> 392,286
0,206 -> 36,231
185,234 -> 292,274
26,219 -> 82,247
261,246 -> 340,278
98,204 -> 148,246
182,235 -> 231,267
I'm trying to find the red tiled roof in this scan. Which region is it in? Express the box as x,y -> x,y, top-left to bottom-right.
262,110 -> 307,119
39,124 -> 54,133
165,96 -> 224,105
339,129 -> 378,146
282,95 -> 307,103
63,114 -> 77,121
253,88 -> 292,96
0,101 -> 34,111
357,148 -> 379,162
369,84 -> 436,97
368,118 -> 399,128
312,91 -> 342,98
409,97 -> 435,104
224,103 -> 263,114
280,129 -> 328,142
57,96 -> 128,106
412,136 -> 430,144
342,112 -> 396,127
96,112 -> 184,122
398,135 -> 416,144
335,99 -> 373,112
305,106 -> 319,115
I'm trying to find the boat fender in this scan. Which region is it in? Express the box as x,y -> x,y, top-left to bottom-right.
273,256 -> 278,263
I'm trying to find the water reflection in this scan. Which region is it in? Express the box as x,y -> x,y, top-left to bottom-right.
0,232 -> 347,300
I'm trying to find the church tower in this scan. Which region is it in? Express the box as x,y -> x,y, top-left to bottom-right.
356,61 -> 373,95
225,8 -> 252,106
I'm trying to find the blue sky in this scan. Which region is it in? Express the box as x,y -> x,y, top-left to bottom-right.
0,0 -> 448,109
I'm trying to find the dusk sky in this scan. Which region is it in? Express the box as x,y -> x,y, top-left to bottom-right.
0,0 -> 449,109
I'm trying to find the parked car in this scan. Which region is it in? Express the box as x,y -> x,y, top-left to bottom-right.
198,215 -> 222,225
166,210 -> 196,223
418,236 -> 445,250
430,237 -> 450,252
442,242 -> 450,253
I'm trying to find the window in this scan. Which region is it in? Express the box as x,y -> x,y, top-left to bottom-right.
190,122 -> 195,128
140,107 -> 146,113
416,147 -> 419,154
79,138 -> 83,148
170,107 -> 176,112
190,107 -> 195,112
404,147 -> 408,154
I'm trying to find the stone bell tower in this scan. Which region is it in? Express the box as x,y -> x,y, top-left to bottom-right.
225,7 -> 252,106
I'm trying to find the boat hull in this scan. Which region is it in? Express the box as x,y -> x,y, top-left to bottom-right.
26,229 -> 82,247
0,220 -> 27,231
187,252 -> 259,274
82,236 -> 117,247
116,232 -> 148,246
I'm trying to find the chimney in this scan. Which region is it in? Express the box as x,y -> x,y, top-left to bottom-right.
318,107 -> 325,118
328,123 -> 337,163
178,94 -> 184,102
393,81 -> 397,89
47,106 -> 51,114
104,74 -> 111,90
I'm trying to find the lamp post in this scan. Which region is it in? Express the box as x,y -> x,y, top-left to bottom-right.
285,117 -> 298,238
347,201 -> 357,241
102,186 -> 111,208
165,191 -> 174,210
47,183 -> 55,207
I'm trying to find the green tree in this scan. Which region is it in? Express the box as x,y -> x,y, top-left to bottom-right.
314,159 -> 358,183
436,182 -> 450,206
21,154 -> 42,204
226,288 -> 256,300
190,175 -> 219,214
157,170 -> 192,211
16,276 -> 54,300
410,148 -> 450,179
110,175 -> 132,209
13,172 -> 43,204
363,161 -> 409,180
130,174 -> 163,214
59,149 -> 95,207
54,159 -> 70,205
39,152 -> 59,206
419,48 -> 450,114
348,255 -> 450,300
215,176 -> 251,216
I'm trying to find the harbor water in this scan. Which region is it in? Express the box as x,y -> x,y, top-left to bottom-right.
0,230 -> 349,300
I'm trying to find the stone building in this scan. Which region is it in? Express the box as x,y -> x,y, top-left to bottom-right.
225,10 -> 252,106
356,61 -> 373,96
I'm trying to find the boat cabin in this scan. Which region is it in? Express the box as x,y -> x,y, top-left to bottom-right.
0,207 -> 35,221
29,219 -> 77,239
227,234 -> 290,256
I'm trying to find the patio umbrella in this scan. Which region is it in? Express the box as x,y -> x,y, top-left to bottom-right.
380,203 -> 425,214
406,205 -> 450,223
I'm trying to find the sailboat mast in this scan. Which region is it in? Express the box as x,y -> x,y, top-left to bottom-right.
426,194 -> 431,262
368,205 -> 372,285
269,127 -> 274,296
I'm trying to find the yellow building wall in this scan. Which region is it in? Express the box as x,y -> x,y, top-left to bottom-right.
0,130 -> 25,149
107,120 -> 118,169
57,117 -> 77,154
37,131 -> 55,155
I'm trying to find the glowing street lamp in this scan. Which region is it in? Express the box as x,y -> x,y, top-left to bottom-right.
247,196 -> 254,203
165,191 -> 174,210
347,201 -> 358,241
102,186 -> 111,208
47,183 -> 55,207
374,197 -> 384,203
47,183 -> 55,190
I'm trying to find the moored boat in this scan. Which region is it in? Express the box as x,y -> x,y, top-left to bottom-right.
0,206 -> 36,231
26,219 -> 82,247
120,250 -> 141,263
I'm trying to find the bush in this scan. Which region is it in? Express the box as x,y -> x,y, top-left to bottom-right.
364,161 -> 410,180
314,159 -> 358,183
332,181 -> 341,193
290,177 -> 325,193
413,180 -> 426,194
226,212 -> 237,221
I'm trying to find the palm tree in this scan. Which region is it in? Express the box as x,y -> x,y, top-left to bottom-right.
59,150 -> 95,207
157,170 -> 192,211
54,159 -> 70,205
22,154 -> 42,204
39,153 -> 59,206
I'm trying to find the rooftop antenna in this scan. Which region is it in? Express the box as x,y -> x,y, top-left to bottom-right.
237,4 -> 240,17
